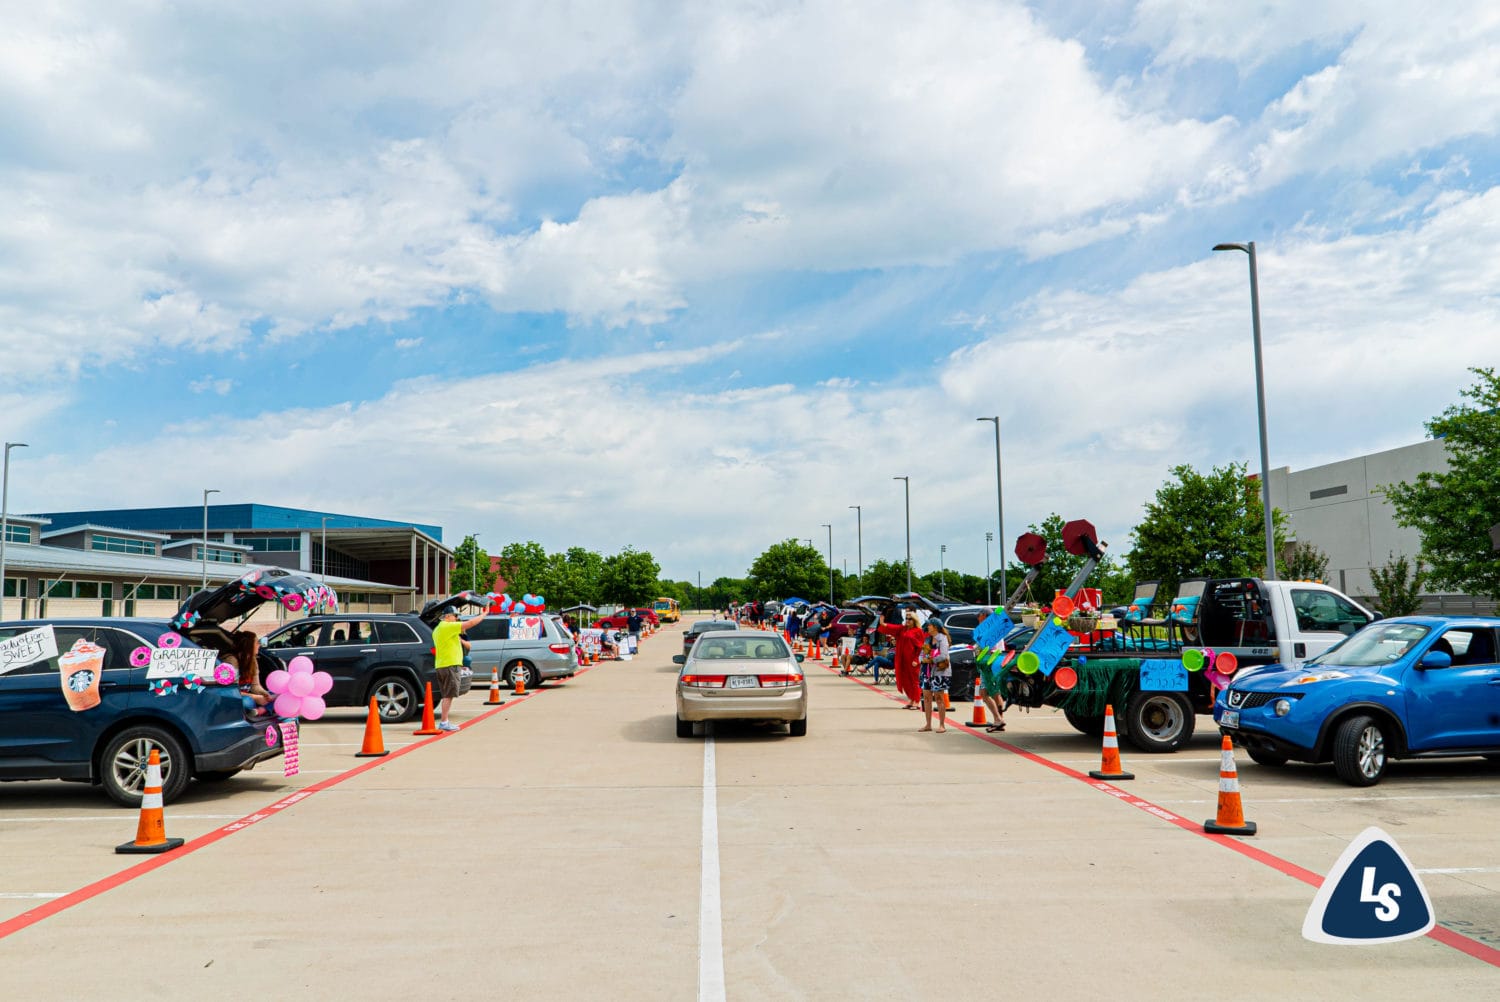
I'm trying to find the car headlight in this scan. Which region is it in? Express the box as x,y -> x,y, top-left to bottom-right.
1274,698 -> 1293,716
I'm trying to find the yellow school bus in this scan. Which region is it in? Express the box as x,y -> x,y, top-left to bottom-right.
653,597 -> 681,623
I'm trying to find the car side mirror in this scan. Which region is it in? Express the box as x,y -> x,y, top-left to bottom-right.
795,654 -> 805,663
672,655 -> 686,665
1419,650 -> 1452,669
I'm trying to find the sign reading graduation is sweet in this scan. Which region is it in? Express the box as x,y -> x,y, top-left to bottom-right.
1303,827 -> 1434,945
0,625 -> 58,676
145,646 -> 218,680
1139,660 -> 1189,692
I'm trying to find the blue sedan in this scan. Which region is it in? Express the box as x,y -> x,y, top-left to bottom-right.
1215,616 -> 1500,785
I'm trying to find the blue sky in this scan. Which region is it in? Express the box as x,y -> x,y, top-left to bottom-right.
3,1 -> 1499,585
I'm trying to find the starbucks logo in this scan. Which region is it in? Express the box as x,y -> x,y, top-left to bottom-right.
67,670 -> 96,692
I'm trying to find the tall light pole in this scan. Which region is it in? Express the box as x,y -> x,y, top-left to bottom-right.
848,505 -> 863,583
201,489 -> 220,590
984,532 -> 994,605
0,442 -> 29,621
893,476 -> 911,592
820,523 -> 833,603
1213,241 -> 1277,580
939,544 -> 947,596
976,416 -> 1006,601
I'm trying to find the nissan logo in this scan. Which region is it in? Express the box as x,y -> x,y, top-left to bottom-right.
1228,690 -> 1244,708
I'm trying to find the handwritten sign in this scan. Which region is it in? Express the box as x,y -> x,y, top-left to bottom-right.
972,612 -> 1014,651
146,647 -> 217,680
511,616 -> 542,641
1027,619 -> 1075,677
1139,660 -> 1189,692
0,626 -> 60,675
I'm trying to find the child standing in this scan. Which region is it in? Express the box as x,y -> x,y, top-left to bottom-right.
918,619 -> 953,733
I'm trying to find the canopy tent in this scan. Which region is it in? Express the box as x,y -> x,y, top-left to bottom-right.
781,597 -> 809,606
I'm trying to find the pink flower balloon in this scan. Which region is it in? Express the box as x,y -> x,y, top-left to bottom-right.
311,672 -> 333,696
288,672 -> 315,698
288,655 -> 315,674
300,695 -> 326,720
265,669 -> 290,694
273,693 -> 301,718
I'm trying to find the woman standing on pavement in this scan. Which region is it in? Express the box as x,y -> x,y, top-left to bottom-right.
877,610 -> 926,709
917,619 -> 953,733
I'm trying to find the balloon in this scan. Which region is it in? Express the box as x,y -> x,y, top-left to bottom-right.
274,693 -> 301,717
288,655 -> 315,673
311,671 -> 333,696
288,672 -> 315,697
265,669 -> 290,694
1182,649 -> 1206,671
1017,651 -> 1040,675
300,695 -> 326,720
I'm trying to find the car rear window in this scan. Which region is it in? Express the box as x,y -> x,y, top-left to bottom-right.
466,618 -> 508,641
694,636 -> 790,660
374,621 -> 421,644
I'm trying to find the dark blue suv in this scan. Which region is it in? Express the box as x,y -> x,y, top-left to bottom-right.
1215,616 -> 1500,786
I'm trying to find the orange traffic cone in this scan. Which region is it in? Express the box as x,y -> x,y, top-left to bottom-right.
116,748 -> 185,854
1204,736 -> 1257,836
941,690 -> 952,711
969,674 -> 987,727
413,682 -> 441,735
486,667 -> 504,705
355,697 -> 390,757
1088,704 -> 1135,781
513,670 -> 526,695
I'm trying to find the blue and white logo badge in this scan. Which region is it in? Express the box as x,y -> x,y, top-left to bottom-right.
1303,826 -> 1435,945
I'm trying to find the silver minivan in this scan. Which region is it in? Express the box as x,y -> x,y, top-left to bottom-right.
465,613 -> 578,690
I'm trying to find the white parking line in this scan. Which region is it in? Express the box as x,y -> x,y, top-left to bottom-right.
0,815 -> 242,823
1418,867 -> 1500,874
0,893 -> 64,900
700,734 -> 725,1002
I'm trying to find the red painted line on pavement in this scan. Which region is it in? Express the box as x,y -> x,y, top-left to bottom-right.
0,666 -> 593,941
819,663 -> 1500,968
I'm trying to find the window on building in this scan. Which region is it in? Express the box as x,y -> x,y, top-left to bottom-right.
2,577 -> 26,598
192,545 -> 244,564
2,524 -> 31,544
126,584 -> 179,601
42,581 -> 113,599
91,533 -> 157,555
243,537 -> 300,552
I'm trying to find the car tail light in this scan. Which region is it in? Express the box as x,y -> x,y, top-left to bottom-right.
680,675 -> 727,688
548,643 -> 572,654
757,674 -> 803,687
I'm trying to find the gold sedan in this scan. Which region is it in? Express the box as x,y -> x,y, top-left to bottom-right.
673,634 -> 807,737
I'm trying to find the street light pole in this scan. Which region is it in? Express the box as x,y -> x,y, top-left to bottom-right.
201,489 -> 220,590
939,544 -> 946,596
984,531 -> 994,605
976,416 -> 1006,601
893,476 -> 911,592
0,442 -> 29,621
821,523 -> 833,603
848,505 -> 862,583
1213,240 -> 1278,580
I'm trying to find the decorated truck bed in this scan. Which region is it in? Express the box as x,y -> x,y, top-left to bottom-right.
991,576 -> 1376,753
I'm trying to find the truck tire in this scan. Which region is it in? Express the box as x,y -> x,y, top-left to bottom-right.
1122,691 -> 1194,753
1063,709 -> 1105,737
1332,715 -> 1388,786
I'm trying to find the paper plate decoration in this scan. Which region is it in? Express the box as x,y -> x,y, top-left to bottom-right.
1051,594 -> 1076,619
1053,665 -> 1078,691
1016,650 -> 1040,674
1215,651 -> 1238,674
1182,648 -> 1206,671
265,655 -> 334,720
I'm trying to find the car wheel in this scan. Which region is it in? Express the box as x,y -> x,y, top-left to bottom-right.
100,726 -> 190,807
195,770 -> 241,782
371,675 -> 421,722
1246,747 -> 1289,768
1333,715 -> 1388,786
1063,709 -> 1105,737
505,661 -> 539,690
1123,691 -> 1195,753
789,717 -> 808,737
676,714 -> 693,738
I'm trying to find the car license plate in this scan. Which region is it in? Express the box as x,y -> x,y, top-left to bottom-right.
1221,710 -> 1239,729
728,675 -> 758,689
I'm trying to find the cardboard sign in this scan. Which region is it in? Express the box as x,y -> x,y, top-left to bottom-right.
972,612 -> 1013,651
145,647 -> 217,680
0,625 -> 59,675
1139,660 -> 1189,692
1027,619 -> 1074,676
512,616 -> 543,641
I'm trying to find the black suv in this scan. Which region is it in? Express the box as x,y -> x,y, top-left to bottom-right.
261,594 -> 483,722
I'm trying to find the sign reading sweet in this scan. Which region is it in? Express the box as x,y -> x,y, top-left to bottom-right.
0,626 -> 59,676
145,647 -> 218,680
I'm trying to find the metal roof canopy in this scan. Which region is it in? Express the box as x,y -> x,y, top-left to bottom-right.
313,526 -> 452,561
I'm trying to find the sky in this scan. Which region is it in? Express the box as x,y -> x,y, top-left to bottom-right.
2,1 -> 1498,586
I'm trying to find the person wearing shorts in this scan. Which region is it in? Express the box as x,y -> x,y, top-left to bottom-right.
918,619 -> 952,733
431,607 -> 489,732
974,609 -> 1007,732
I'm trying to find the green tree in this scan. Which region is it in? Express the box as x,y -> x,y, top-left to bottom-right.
451,535 -> 496,594
857,558 -> 912,597
598,546 -> 660,606
1282,541 -> 1331,582
747,539 -> 827,600
495,541 -> 548,596
1368,552 -> 1426,616
1001,514 -> 1124,607
1384,367 -> 1500,599
1128,464 -> 1286,600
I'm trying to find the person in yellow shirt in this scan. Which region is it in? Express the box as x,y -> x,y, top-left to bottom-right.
432,607 -> 488,731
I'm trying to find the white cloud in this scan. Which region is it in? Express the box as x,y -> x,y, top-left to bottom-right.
189,377 -> 234,395
394,337 -> 424,350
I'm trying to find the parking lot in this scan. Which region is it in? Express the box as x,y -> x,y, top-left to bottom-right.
3,620 -> 1500,998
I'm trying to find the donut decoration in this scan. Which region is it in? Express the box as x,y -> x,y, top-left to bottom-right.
157,632 -> 183,649
283,592 -> 303,612
214,663 -> 238,686
255,585 -> 277,601
130,646 -> 153,667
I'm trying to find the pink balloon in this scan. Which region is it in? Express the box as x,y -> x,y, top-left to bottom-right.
300,695 -> 326,720
274,693 -> 301,718
288,672 -> 315,697
311,671 -> 333,696
288,655 -> 315,674
265,669 -> 290,694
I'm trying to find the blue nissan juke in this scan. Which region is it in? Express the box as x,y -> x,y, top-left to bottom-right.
1215,616 -> 1500,786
